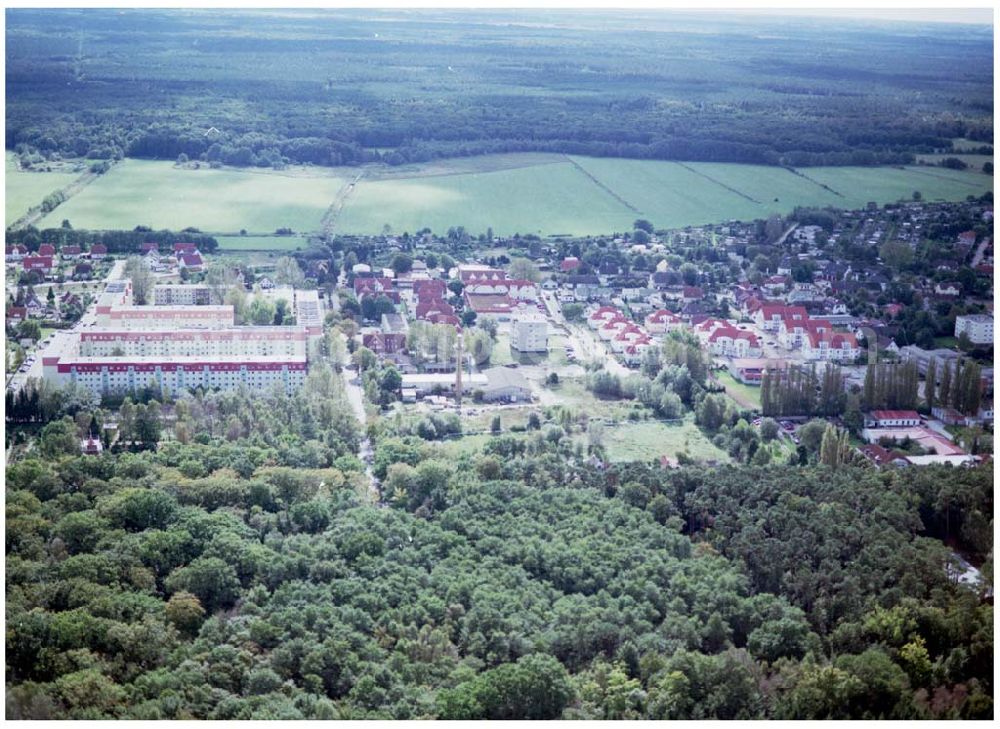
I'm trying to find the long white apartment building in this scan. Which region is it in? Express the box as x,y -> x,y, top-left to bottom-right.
96,304 -> 235,329
78,326 -> 308,358
44,352 -> 307,395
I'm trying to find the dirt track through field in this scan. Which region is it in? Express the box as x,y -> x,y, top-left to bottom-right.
784,167 -> 845,197
902,167 -> 985,188
565,155 -> 643,214
323,170 -> 365,235
675,161 -> 762,204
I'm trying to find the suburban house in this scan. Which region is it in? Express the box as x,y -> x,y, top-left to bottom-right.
753,304 -> 808,332
644,309 -> 683,335
22,255 -> 53,275
707,325 -> 762,358
6,244 -> 28,262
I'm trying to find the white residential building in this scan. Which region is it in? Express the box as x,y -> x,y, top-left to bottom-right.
96,305 -> 235,329
45,354 -> 307,396
954,314 -> 994,345
153,284 -> 213,306
510,309 -> 549,352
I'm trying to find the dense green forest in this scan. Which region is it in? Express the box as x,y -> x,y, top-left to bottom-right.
5,370 -> 993,719
5,9 -> 993,169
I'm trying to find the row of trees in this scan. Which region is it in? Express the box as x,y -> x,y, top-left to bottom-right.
926,357 -> 985,416
5,227 -> 219,254
760,364 -> 847,417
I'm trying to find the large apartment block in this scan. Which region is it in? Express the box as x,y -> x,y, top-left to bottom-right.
43,279 -> 314,397
44,355 -> 307,395
78,327 -> 308,358
96,305 -> 235,329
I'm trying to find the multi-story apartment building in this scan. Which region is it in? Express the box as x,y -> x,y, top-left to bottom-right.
78,327 -> 308,358
45,354 -> 307,395
510,309 -> 549,352
152,284 -> 212,306
954,314 -> 994,345
96,305 -> 235,329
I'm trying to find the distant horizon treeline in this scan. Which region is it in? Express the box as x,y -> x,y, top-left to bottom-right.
9,124 -> 972,171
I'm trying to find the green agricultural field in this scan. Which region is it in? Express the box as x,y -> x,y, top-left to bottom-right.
30,153 -> 995,237
215,235 -> 311,251
334,160 -> 635,236
803,166 -> 993,207
333,155 -> 993,236
5,152 -> 82,226
39,159 -> 347,232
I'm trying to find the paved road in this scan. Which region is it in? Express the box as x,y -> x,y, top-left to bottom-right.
971,236 -> 991,268
541,291 -> 629,376
335,330 -> 382,505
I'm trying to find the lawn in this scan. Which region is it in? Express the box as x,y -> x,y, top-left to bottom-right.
39,159 -> 347,233
580,417 -> 730,464
5,152 -> 82,225
715,370 -> 762,410
215,235 -> 312,251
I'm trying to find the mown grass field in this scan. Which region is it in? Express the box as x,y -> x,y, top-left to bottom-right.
5,152 -> 81,225
215,235 -> 311,251
39,160 -> 346,233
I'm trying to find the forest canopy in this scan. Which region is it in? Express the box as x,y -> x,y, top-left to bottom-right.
5,10 -> 993,169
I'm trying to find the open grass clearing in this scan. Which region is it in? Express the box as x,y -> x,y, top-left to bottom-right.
39,159 -> 348,232
32,153 -> 994,237
335,160 -> 632,237
576,417 -> 730,463
715,370 -> 762,410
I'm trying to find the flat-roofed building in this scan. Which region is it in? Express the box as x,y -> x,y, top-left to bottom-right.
45,352 -> 307,396
78,326 -> 308,358
97,305 -> 234,329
